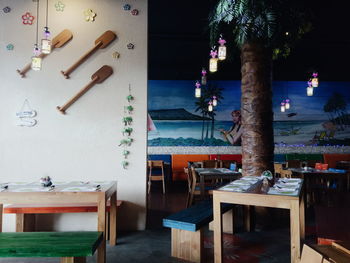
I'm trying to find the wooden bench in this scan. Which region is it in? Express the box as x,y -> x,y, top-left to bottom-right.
163,200 -> 233,263
0,231 -> 103,263
3,200 -> 122,244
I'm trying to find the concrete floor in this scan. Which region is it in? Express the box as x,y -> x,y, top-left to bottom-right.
0,228 -> 292,263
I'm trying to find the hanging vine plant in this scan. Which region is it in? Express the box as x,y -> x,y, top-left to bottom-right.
119,84 -> 134,169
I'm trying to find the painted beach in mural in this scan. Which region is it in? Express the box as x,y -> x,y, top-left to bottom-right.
148,80 -> 350,146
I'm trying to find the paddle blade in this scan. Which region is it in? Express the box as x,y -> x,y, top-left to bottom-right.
95,30 -> 116,48
52,29 -> 73,48
92,65 -> 113,83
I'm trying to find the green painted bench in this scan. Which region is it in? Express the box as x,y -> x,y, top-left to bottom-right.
0,231 -> 103,263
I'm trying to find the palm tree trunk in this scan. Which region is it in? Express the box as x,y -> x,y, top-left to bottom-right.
211,115 -> 215,138
241,42 -> 274,177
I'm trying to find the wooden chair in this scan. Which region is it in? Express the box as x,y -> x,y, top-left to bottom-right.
187,166 -> 214,207
274,163 -> 284,178
287,160 -> 302,168
184,167 -> 192,193
220,160 -> 237,169
201,160 -> 219,168
147,160 -> 165,194
280,169 -> 292,178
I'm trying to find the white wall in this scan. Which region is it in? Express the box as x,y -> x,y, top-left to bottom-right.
0,0 -> 147,231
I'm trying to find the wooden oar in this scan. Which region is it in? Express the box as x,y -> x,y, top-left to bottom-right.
16,29 -> 73,78
57,65 -> 113,114
60,30 -> 116,79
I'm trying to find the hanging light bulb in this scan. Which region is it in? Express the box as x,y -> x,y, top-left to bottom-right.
307,81 -> 313,96
41,27 -> 51,54
31,0 -> 41,71
209,48 -> 218,73
218,35 -> 227,60
208,101 -> 213,112
280,101 -> 286,112
201,68 -> 207,85
212,96 -> 217,106
41,0 -> 51,54
195,81 -> 201,98
311,72 -> 318,87
285,98 -> 290,110
31,44 -> 42,71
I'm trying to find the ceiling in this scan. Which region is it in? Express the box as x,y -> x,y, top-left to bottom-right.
148,0 -> 350,81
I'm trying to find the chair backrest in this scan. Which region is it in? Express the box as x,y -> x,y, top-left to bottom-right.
280,169 -> 292,178
202,160 -> 219,168
148,160 -> 164,168
220,160 -> 237,169
287,160 -> 301,168
184,167 -> 193,190
190,166 -> 198,187
274,163 -> 283,177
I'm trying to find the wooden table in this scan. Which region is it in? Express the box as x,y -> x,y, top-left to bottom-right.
0,181 -> 117,263
289,167 -> 349,205
310,242 -> 350,263
213,179 -> 305,263
195,168 -> 241,199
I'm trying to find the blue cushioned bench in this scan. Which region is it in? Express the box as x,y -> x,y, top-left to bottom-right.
163,200 -> 233,263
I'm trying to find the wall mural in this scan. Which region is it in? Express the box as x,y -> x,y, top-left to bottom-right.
148,80 -> 350,147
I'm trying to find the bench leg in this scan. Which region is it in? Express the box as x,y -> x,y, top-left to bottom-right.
16,214 -> 36,232
60,257 -> 86,263
171,228 -> 203,263
0,204 -> 3,232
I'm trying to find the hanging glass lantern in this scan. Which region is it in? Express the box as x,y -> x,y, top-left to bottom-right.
212,96 -> 217,106
307,81 -> 313,96
280,101 -> 286,112
311,72 -> 318,87
195,81 -> 201,98
31,44 -> 42,71
201,68 -> 207,85
285,98 -> 290,110
218,36 -> 227,60
208,101 -> 213,112
209,49 -> 218,73
41,27 -> 51,54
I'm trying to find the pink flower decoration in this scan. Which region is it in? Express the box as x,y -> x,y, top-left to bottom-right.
312,72 -> 318,78
22,12 -> 35,25
201,69 -> 207,76
210,50 -> 218,58
195,81 -> 201,88
218,37 -> 226,46
131,9 -> 139,16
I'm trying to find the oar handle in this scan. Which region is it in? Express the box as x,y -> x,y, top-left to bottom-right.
61,41 -> 103,79
16,52 -> 48,78
57,76 -> 99,114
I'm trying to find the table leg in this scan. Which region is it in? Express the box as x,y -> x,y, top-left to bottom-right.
243,205 -> 255,232
213,196 -> 223,263
109,191 -> 117,246
200,175 -> 205,200
97,195 -> 106,263
299,190 -> 305,241
0,203 -> 3,232
290,200 -> 301,263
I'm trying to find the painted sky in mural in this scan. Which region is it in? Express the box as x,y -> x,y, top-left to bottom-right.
148,80 -> 350,146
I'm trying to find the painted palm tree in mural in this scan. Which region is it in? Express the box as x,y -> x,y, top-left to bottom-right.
209,0 -> 311,176
195,96 -> 209,140
204,84 -> 224,138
